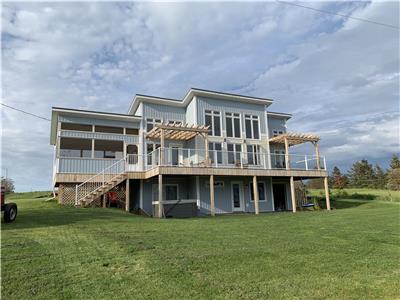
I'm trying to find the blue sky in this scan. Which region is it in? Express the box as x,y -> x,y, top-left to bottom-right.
1,1 -> 399,192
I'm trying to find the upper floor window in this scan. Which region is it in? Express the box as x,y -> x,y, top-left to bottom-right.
59,137 -> 91,158
95,125 -> 123,134
146,118 -> 162,132
247,145 -> 261,165
245,115 -> 260,139
205,110 -> 221,136
208,142 -> 222,164
126,128 -> 139,135
167,120 -> 182,126
94,140 -> 124,159
226,112 -> 241,138
61,123 -> 92,132
272,130 -> 284,137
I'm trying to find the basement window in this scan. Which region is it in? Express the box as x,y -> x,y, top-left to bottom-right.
94,140 -> 123,159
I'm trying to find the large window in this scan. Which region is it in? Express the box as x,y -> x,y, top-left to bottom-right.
226,112 -> 241,138
95,125 -> 123,134
250,182 -> 266,201
208,142 -> 222,164
61,123 -> 92,132
227,143 -> 241,165
205,110 -> 221,136
60,138 -> 91,158
247,145 -> 261,165
245,115 -> 260,139
94,140 -> 123,159
146,118 -> 162,132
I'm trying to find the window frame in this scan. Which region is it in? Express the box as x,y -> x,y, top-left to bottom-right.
225,112 -> 242,138
247,144 -> 261,165
146,118 -> 162,132
272,129 -> 284,137
249,181 -> 267,202
244,114 -> 261,140
204,110 -> 222,137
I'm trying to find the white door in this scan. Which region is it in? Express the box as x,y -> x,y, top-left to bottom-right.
231,182 -> 244,212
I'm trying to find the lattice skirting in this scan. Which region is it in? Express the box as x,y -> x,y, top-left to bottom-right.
58,182 -> 126,207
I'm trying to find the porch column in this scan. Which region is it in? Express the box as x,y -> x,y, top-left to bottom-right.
284,137 -> 290,170
204,133 -> 209,166
125,179 -> 130,212
253,176 -> 260,215
324,177 -> 331,210
102,193 -> 107,208
290,176 -> 296,213
210,175 -> 215,216
314,142 -> 321,170
160,128 -> 165,166
158,174 -> 163,218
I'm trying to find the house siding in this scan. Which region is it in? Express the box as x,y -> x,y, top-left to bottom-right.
142,103 -> 186,122
59,115 -> 140,129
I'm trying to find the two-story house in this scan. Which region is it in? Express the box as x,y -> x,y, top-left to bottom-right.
50,88 -> 330,217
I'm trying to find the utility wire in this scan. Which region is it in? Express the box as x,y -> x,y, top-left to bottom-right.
1,103 -> 51,122
276,0 -> 400,30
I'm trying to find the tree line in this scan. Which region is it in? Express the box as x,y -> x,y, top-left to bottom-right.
308,154 -> 400,191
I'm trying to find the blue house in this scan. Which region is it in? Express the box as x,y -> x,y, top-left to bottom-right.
50,88 -> 330,217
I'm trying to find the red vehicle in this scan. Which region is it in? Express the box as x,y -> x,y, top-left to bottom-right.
1,186 -> 17,222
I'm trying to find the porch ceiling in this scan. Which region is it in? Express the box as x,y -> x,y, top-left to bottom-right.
146,122 -> 210,141
269,132 -> 320,146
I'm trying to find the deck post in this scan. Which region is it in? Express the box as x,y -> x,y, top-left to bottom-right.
314,142 -> 321,170
290,176 -> 296,212
102,193 -> 107,208
253,176 -> 260,215
324,177 -> 331,210
284,137 -> 290,170
210,175 -> 215,216
204,133 -> 209,166
125,179 -> 130,212
158,174 -> 163,218
160,128 -> 165,166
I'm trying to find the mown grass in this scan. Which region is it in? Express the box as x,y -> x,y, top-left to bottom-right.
310,188 -> 400,202
1,191 -> 399,299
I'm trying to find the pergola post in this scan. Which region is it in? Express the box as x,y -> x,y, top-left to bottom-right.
324,177 -> 331,210
158,174 -> 163,218
204,133 -> 209,166
290,176 -> 296,213
253,176 -> 259,215
210,175 -> 215,216
160,128 -> 165,166
284,137 -> 290,170
314,141 -> 321,170
125,179 -> 130,212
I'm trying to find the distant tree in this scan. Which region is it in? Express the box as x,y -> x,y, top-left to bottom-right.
330,166 -> 347,189
390,154 -> 400,170
373,164 -> 387,189
387,154 -> 400,191
306,178 -> 324,189
347,159 -> 375,188
1,177 -> 15,193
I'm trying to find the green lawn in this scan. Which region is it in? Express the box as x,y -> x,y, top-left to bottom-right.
2,192 -> 400,299
310,188 -> 400,202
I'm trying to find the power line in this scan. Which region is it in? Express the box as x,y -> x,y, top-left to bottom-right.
1,103 -> 51,121
276,1 -> 400,30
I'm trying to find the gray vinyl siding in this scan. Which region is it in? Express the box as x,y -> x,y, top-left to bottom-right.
268,117 -> 286,137
60,130 -> 139,144
59,115 -> 140,129
142,103 -> 186,122
196,97 -> 267,135
186,97 -> 197,124
58,158 -> 122,173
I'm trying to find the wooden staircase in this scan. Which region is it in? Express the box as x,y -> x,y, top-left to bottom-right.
79,173 -> 127,207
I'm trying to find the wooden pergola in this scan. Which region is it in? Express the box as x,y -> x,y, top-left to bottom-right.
146,122 -> 210,218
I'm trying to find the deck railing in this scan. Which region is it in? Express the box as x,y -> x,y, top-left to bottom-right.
58,148 -> 326,174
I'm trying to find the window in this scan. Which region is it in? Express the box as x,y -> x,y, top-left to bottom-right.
226,112 -> 241,138
126,128 -> 139,135
227,143 -> 241,164
94,125 -> 123,134
94,140 -> 123,159
247,145 -> 261,165
272,130 -> 284,137
208,142 -> 222,164
147,143 -> 160,165
273,150 -> 286,169
61,123 -> 92,132
126,145 -> 138,164
250,182 -> 266,201
59,138 -> 91,158
146,118 -> 162,132
245,115 -> 260,139
205,110 -> 221,136
167,120 -> 182,125
152,184 -> 179,201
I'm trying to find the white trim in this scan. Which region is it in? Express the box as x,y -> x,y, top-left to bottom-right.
225,111 -> 242,138
204,109 -> 222,137
249,181 -> 267,202
231,181 -> 244,212
244,114 -> 261,140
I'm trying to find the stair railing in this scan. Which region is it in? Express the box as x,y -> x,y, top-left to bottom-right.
75,157 -> 126,206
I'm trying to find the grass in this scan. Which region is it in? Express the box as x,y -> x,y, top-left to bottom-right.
2,191 -> 400,299
310,188 -> 400,202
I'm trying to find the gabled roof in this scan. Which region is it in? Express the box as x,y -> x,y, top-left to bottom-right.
127,88 -> 274,115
